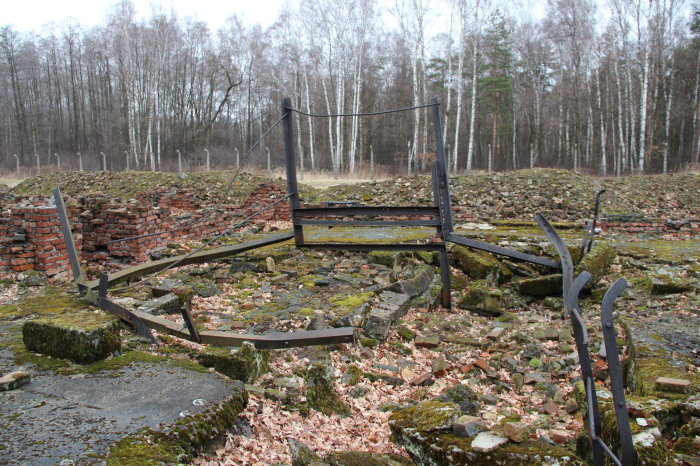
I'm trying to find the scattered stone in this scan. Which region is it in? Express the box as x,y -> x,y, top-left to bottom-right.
458,280 -> 503,316
0,371 -> 31,391
503,421 -> 528,443
415,335 -> 440,348
409,373 -> 432,386
265,257 -> 276,273
363,308 -> 395,340
387,265 -> 435,297
453,415 -> 483,437
542,398 -> 559,415
474,359 -> 489,372
512,373 -> 524,391
306,313 -> 329,331
151,279 -> 186,297
575,243 -> 616,288
471,432 -> 508,452
450,246 -> 502,281
368,251 -> 401,268
565,399 -> 578,413
138,293 -> 181,315
655,377 -> 692,394
349,386 -> 369,398
524,372 -> 551,385
646,271 -> 694,295
487,327 -> 506,340
528,357 -> 543,369
547,429 -> 569,443
305,362 -> 350,416
435,384 -> 480,416
542,296 -> 563,312
544,328 -> 559,341
314,279 -> 330,287
196,342 -> 269,384
287,438 -> 322,465
515,274 -> 563,297
397,325 -> 416,340
432,356 -> 448,378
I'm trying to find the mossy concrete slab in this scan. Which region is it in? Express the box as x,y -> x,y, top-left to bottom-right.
515,274 -> 563,298
0,356 -> 242,465
22,311 -> 121,364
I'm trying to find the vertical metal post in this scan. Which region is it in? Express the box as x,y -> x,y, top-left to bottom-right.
566,273 -> 605,465
438,247 -> 451,309
282,97 -> 303,245
601,278 -> 635,466
431,98 -> 454,234
53,187 -> 86,295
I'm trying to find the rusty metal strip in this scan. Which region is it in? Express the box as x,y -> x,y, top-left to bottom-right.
53,187 -> 87,296
179,305 -> 201,344
601,278 -> 635,466
445,233 -> 561,269
198,327 -> 355,349
83,231 -> 294,289
299,243 -> 445,252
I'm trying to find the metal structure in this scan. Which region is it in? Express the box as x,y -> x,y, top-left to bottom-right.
282,97 -> 561,309
540,213 -> 635,466
53,187 -> 355,349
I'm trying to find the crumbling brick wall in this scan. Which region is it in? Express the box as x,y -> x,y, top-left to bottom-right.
0,182 -> 293,276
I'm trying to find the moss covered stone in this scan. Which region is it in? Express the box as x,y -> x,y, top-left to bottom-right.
22,311 -> 120,364
644,271 -> 694,295
388,265 -> 435,297
107,381 -> 248,465
305,362 -> 350,416
368,251 -> 402,267
574,243 -> 616,288
458,280 -> 502,316
450,246 -> 502,282
390,400 -> 459,432
515,274 -> 563,298
195,341 -> 269,383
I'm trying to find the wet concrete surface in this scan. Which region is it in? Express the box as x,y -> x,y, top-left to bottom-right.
0,324 -> 238,465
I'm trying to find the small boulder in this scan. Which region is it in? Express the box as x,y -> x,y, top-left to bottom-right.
450,246 -> 501,281
305,362 -> 350,416
471,432 -> 508,452
458,280 -> 502,316
195,342 -> 269,383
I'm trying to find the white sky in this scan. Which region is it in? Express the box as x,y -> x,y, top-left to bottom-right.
3,0 -> 288,32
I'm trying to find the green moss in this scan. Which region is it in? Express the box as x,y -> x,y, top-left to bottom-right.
322,451 -> 414,465
107,382 -> 248,465
389,400 -> 459,432
390,341 -> 413,356
0,286 -> 88,320
575,243 -> 616,287
330,292 -> 374,316
195,342 -> 269,383
344,365 -> 362,386
360,337 -> 378,348
450,246 -> 501,281
22,311 -> 121,364
458,280 -> 502,316
305,362 -> 350,416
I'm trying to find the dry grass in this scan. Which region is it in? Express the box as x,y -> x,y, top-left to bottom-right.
250,167 -> 393,189
0,176 -> 26,188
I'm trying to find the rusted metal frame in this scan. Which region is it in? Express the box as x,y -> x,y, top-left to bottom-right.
446,233 -> 562,270
53,187 -> 87,296
601,278 -> 636,466
179,305 -> 201,343
299,243 -> 446,252
83,231 -> 295,289
294,206 -> 439,217
323,201 -> 362,208
282,97 -> 304,246
296,219 -> 440,227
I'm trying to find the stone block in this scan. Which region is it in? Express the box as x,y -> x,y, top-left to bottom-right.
387,265 -> 435,297
655,377 -> 692,394
22,311 -> 121,364
453,415 -> 483,437
458,280 -> 502,316
450,246 -> 501,281
503,422 -> 528,443
515,274 -> 563,297
471,432 -> 508,452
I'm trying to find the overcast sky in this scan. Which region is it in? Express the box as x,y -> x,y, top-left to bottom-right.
3,0 -> 288,32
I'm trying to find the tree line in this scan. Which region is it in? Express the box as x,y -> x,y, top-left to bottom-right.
1,0 -> 699,177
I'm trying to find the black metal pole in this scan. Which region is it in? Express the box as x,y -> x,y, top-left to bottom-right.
431,97 -> 454,233
601,278 -> 636,466
282,97 -> 304,245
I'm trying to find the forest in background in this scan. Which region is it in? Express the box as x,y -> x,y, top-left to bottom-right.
1,0 -> 699,177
